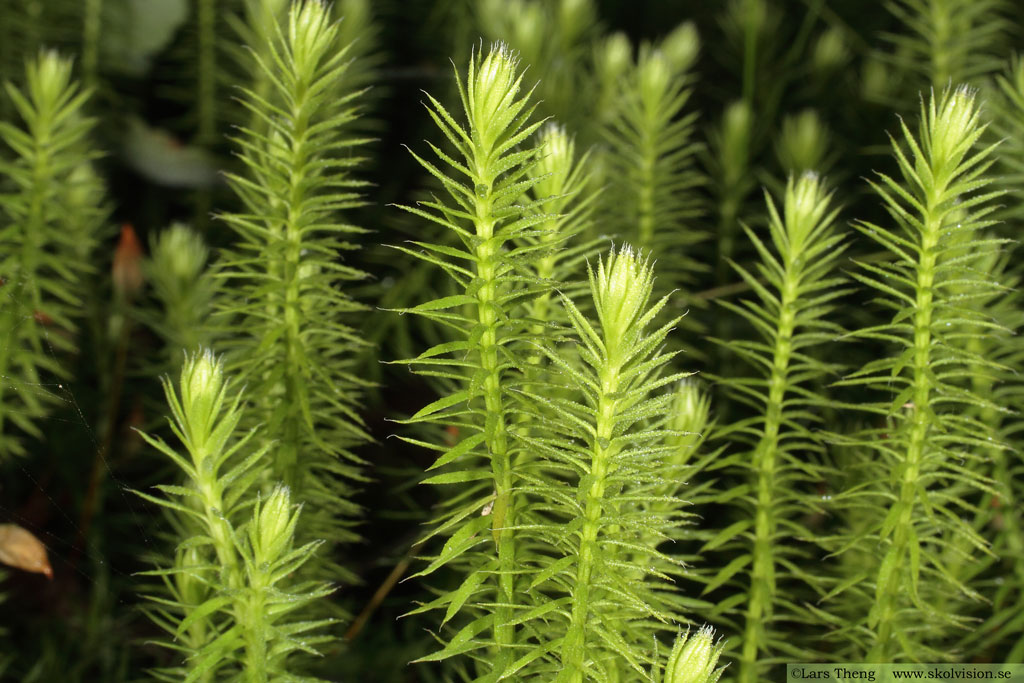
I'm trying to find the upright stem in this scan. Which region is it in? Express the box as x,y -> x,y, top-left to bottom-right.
473,183 -> 516,666
741,0 -> 759,108
192,436 -> 261,680
868,192 -> 941,662
194,0 -> 216,227
276,83 -> 313,491
241,569 -> 270,683
739,272 -> 796,682
196,0 -> 216,148
928,2 -> 951,89
82,0 -> 102,90
563,358 -> 623,681
637,116 -> 656,250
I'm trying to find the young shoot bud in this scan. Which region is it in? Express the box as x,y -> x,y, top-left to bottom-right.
252,485 -> 299,565
661,21 -> 700,73
467,43 -> 525,155
663,626 -> 725,683
288,0 -> 335,76
783,172 -> 834,255
777,109 -> 831,174
668,380 -> 710,468
595,32 -> 632,84
592,247 -> 655,363
557,0 -> 595,46
812,26 -> 849,72
531,123 -> 575,202
637,49 -> 672,112
720,100 -> 753,184
149,224 -> 208,290
927,86 -> 983,182
672,380 -> 710,436
178,348 -> 227,452
26,50 -> 76,117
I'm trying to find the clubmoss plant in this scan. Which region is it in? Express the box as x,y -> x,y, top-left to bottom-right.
0,50 -> 104,459
601,25 -> 704,294
137,350 -> 332,682
12,3 -> 1024,680
828,87 -> 1007,661
711,173 -> 847,681
394,42 -> 548,675
215,0 -> 371,582
520,247 -> 693,681
592,32 -> 633,132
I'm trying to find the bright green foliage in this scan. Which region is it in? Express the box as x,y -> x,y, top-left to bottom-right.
137,350 -> 332,682
644,377 -> 714,621
601,24 -> 703,293
0,51 -> 104,459
711,173 -> 847,681
394,43 -> 548,675
517,248 -> 693,681
215,0 -> 371,579
659,626 -> 725,683
10,3 -> 1024,680
826,87 -> 1008,661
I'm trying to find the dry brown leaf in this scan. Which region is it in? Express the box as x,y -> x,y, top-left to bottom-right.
0,524 -> 53,579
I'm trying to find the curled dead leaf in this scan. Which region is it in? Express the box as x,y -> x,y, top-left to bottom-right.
0,524 -> 53,579
113,223 -> 144,298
